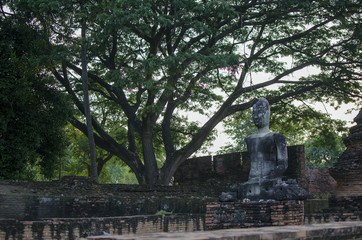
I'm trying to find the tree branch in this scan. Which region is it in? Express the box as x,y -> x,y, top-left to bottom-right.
55,66 -> 144,176
69,116 -> 144,176
253,17 -> 337,61
65,62 -> 141,130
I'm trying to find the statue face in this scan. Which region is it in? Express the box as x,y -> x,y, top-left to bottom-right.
252,99 -> 270,128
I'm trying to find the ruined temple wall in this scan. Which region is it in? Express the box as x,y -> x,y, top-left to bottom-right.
174,145 -> 307,189
304,196 -> 362,224
0,146 -> 310,221
0,179 -> 219,220
0,145 -> 338,223
206,200 -> 304,230
0,214 -> 205,240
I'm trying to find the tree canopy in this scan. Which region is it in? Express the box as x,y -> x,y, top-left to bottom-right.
0,13 -> 71,179
3,0 -> 361,185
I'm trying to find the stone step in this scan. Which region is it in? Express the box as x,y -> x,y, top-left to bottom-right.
87,221 -> 362,240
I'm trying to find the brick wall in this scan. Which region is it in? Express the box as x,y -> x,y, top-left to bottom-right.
306,168 -> 337,198
284,145 -> 308,189
205,200 -> 304,230
173,156 -> 214,184
0,146 -> 308,221
304,196 -> 362,224
174,145 -> 307,189
0,214 -> 205,240
0,179 -> 219,220
304,212 -> 362,224
0,193 -> 212,220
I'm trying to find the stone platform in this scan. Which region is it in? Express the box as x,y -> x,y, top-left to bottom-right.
206,200 -> 304,230
88,221 -> 362,239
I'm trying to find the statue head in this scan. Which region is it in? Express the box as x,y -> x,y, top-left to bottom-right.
252,98 -> 270,129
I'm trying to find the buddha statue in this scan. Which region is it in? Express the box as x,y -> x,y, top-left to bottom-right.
241,98 -> 288,199
219,98 -> 307,202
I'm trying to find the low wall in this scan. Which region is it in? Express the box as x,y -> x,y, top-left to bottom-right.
3,201 -> 362,240
205,200 -> 304,230
0,214 -> 205,240
305,212 -> 362,224
304,196 -> 362,224
0,146 -> 310,221
304,199 -> 329,214
0,178 -> 219,220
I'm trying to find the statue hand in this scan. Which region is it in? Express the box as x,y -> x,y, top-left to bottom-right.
269,166 -> 284,178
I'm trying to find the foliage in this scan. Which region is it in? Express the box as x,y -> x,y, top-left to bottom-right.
4,0 -> 361,185
220,109 -> 256,153
305,130 -> 346,168
104,161 -> 138,184
60,149 -> 138,184
155,210 -> 173,215
61,124 -> 138,183
0,14 -> 71,179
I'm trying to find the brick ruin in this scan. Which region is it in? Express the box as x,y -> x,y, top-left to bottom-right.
0,179 -> 213,239
206,200 -> 304,230
303,107 -> 362,225
306,167 -> 337,198
174,145 -> 308,189
0,214 -> 204,240
330,107 -> 362,197
0,146 -> 309,240
305,196 -> 362,224
0,177 -> 220,220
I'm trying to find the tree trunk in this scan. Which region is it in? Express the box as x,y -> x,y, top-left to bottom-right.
159,156 -> 182,185
141,116 -> 159,185
81,18 -> 98,183
58,156 -> 62,180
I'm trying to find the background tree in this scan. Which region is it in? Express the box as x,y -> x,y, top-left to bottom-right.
0,12 -> 71,179
61,127 -> 138,183
5,0 -> 361,185
80,5 -> 98,183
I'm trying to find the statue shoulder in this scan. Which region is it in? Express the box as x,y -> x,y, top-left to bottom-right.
245,132 -> 275,142
244,135 -> 252,144
272,132 -> 287,146
244,133 -> 259,141
244,134 -> 258,144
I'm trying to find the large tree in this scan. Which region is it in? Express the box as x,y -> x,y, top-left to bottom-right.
6,0 -> 361,185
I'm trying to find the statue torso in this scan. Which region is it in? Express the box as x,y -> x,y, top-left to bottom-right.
245,132 -> 282,180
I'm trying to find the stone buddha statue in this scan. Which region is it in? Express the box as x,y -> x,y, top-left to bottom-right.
219,98 -> 307,202
241,98 -> 288,199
